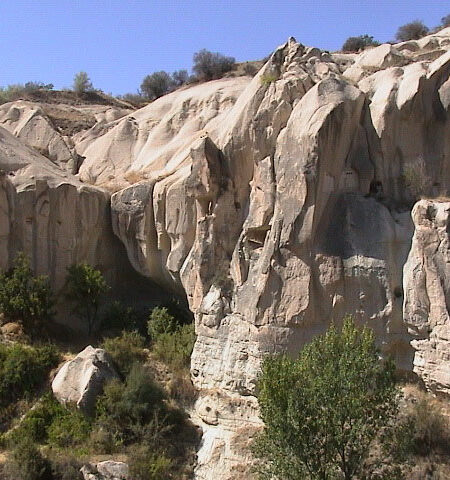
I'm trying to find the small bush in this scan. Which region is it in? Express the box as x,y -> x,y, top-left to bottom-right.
192,49 -> 235,81
442,14 -> 450,28
140,71 -> 174,100
243,63 -> 258,76
101,301 -> 144,334
390,395 -> 450,459
148,307 -> 178,340
396,20 -> 429,41
342,34 -> 380,52
0,252 -> 54,330
260,74 -> 277,85
64,263 -> 109,337
128,445 -> 172,480
101,330 -> 147,376
117,92 -> 146,106
95,363 -> 166,445
46,407 -> 91,449
0,344 -> 59,409
73,71 -> 93,94
402,156 -> 433,200
4,437 -> 52,480
172,69 -> 189,87
152,323 -> 195,371
49,456 -> 83,480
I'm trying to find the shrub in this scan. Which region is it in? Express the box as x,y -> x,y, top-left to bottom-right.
95,363 -> 166,445
0,344 -> 59,409
4,437 -> 52,480
49,456 -> 83,480
64,263 -> 109,336
0,252 -> 54,330
46,406 -> 91,449
101,330 -> 147,376
389,394 -> 450,460
252,316 -> 399,480
172,69 -> 189,87
101,301 -> 144,334
73,71 -> 93,94
243,63 -> 258,76
117,92 -> 146,106
396,20 -> 429,41
140,71 -> 174,100
442,14 -> 450,28
342,34 -> 380,52
148,307 -> 178,340
402,156 -> 433,200
260,74 -> 277,85
192,49 -> 235,81
152,323 -> 195,371
128,445 -> 172,480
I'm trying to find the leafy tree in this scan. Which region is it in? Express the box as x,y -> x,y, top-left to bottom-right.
0,252 -> 53,329
73,71 -> 94,94
396,20 -> 429,41
102,330 -> 146,376
172,69 -> 189,87
442,14 -> 450,28
192,49 -> 235,81
342,35 -> 380,52
140,71 -> 174,100
64,263 -> 109,336
147,306 -> 178,340
252,316 -> 399,480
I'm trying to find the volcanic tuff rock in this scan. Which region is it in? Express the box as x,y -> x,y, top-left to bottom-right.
0,27 -> 449,479
52,346 -> 119,415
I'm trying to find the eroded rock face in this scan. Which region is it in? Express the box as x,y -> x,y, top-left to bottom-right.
52,346 -> 119,415
404,200 -> 450,395
1,26 -> 450,480
99,31 -> 450,479
0,126 -> 121,292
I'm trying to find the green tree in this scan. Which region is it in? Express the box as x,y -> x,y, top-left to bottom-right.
0,252 -> 53,330
64,263 -> 109,336
192,49 -> 235,81
252,317 -> 399,480
140,71 -> 174,100
396,20 -> 429,41
73,71 -> 93,94
342,35 -> 380,52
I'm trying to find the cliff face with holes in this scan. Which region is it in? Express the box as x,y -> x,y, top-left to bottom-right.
0,27 -> 449,479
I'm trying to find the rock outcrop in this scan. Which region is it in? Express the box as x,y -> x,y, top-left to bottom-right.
404,200 -> 450,395
81,461 -> 129,480
52,346 -> 119,415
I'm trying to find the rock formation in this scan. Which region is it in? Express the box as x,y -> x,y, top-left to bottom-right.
0,26 -> 449,479
52,346 -> 119,415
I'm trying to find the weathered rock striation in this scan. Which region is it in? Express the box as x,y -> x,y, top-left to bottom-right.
0,27 -> 449,479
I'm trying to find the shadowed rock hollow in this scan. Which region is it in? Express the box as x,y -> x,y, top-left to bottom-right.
0,27 -> 449,479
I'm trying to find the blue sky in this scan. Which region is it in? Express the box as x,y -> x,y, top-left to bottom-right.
0,0 -> 448,95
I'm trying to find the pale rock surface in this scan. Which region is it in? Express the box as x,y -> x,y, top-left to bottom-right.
81,461 -> 129,480
52,346 -> 119,414
404,200 -> 450,395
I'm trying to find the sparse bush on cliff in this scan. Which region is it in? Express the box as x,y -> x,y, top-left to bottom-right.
342,34 -> 380,52
0,252 -> 54,330
148,307 -> 195,371
402,156 -> 433,200
73,71 -> 94,94
140,71 -> 174,100
396,20 -> 429,41
192,49 -> 235,81
442,14 -> 450,28
172,69 -> 189,87
64,263 -> 109,337
101,330 -> 147,376
252,316 -> 399,480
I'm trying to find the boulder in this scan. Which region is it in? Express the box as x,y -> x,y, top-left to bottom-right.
81,461 -> 129,480
52,346 -> 119,415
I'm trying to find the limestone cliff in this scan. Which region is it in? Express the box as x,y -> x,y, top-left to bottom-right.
0,27 -> 449,479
